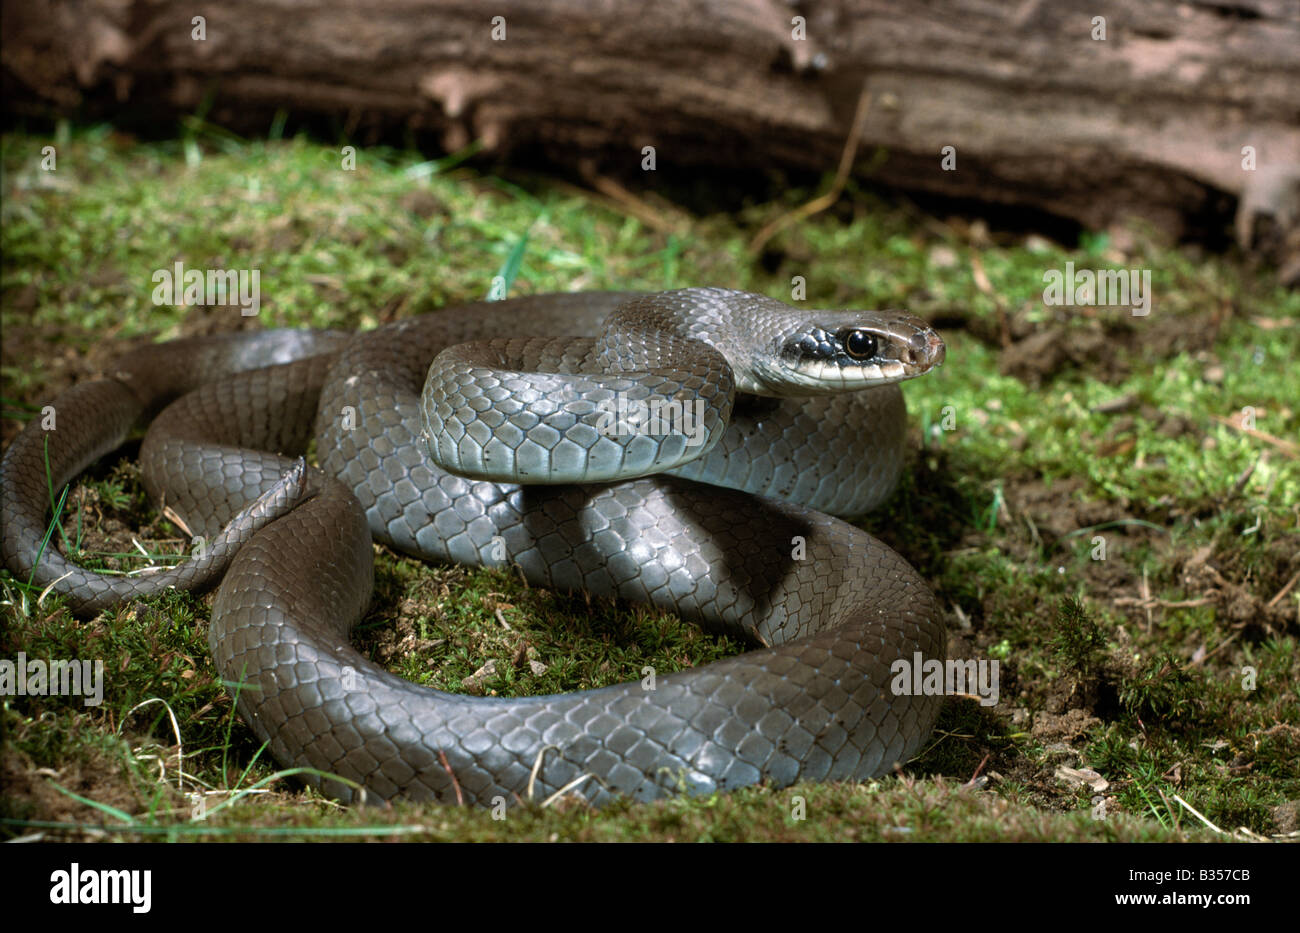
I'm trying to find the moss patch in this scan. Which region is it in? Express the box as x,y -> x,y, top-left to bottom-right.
2,125 -> 1297,842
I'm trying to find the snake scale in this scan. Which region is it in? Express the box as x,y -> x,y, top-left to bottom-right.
2,288 -> 946,806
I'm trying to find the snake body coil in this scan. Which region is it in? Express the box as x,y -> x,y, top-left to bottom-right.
2,289 -> 946,806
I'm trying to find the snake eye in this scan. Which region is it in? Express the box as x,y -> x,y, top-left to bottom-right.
844,329 -> 878,360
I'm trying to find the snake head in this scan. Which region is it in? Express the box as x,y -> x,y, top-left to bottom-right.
749,308 -> 945,395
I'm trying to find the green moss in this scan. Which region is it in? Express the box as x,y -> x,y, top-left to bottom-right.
2,123 -> 1296,841
1052,597 -> 1110,677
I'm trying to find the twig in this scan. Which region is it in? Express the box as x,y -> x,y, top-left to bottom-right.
963,753 -> 990,789
1091,393 -> 1139,415
1172,794 -> 1223,834
1113,597 -> 1213,609
541,774 -> 595,808
1142,566 -> 1152,633
1229,458 -> 1258,497
436,749 -> 463,806
1267,569 -> 1300,608
748,82 -> 873,254
1210,414 -> 1300,458
573,169 -> 686,235
527,744 -> 558,801
1191,631 -> 1240,667
121,698 -> 185,793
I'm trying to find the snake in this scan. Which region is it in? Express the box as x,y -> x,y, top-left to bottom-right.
1,288 -> 946,806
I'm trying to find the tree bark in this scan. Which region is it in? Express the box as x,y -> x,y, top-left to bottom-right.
4,0 -> 1298,263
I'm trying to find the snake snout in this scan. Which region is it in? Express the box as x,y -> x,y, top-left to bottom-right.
907,328 -> 945,369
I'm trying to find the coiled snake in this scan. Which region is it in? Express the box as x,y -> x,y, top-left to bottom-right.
2,288 -> 946,806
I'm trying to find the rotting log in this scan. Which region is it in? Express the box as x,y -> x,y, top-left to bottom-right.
3,0 -> 1298,270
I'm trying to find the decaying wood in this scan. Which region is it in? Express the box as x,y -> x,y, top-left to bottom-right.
3,0 -> 1298,260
